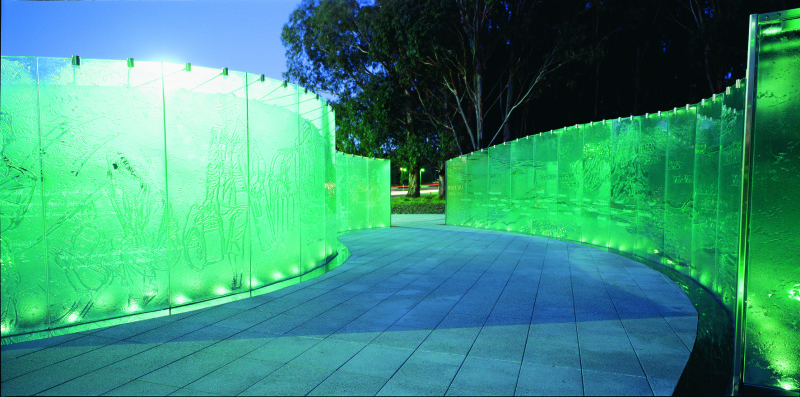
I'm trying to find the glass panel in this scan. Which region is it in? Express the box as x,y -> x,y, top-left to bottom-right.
369,158 -> 390,228
488,143 -> 511,231
446,156 -> 467,226
691,98 -> 721,286
744,20 -> 800,391
534,132 -> 558,237
715,84 -> 744,311
610,117 -> 640,253
350,156 -> 369,231
581,121 -> 612,247
163,65 -> 250,305
37,58 -> 170,327
298,97 -> 326,273
557,126 -> 583,241
246,76 -> 300,287
509,136 -> 535,234
465,150 -> 488,229
1,56 -> 48,336
323,101 -> 337,259
664,106 -> 696,269
637,114 -> 668,262
336,153 -> 350,233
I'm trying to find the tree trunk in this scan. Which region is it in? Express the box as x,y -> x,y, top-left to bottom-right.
406,165 -> 421,197
438,163 -> 446,199
503,73 -> 513,142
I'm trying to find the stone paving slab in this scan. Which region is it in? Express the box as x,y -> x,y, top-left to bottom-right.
1,214 -> 697,396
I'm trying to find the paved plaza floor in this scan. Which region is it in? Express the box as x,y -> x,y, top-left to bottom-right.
1,214 -> 697,396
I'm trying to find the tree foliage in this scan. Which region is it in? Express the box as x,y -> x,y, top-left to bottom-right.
281,0 -> 792,197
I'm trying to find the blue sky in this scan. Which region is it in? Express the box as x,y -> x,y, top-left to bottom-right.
1,0 -> 304,81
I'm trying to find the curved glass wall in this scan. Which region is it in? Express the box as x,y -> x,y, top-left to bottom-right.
0,56 -> 390,343
446,8 -> 799,393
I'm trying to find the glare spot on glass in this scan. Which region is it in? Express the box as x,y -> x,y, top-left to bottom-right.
214,286 -> 229,295
67,313 -> 80,323
173,295 -> 189,305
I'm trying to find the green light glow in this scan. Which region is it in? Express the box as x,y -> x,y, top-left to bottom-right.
0,56 -> 390,342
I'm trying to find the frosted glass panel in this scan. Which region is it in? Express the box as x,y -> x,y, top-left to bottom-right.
488,143 -> 511,231
744,20 -> 800,390
164,65 -> 250,305
637,114 -> 668,262
510,136 -> 535,234
37,58 -> 170,327
557,126 -> 583,241
664,107 -> 696,269
692,98 -> 721,286
368,158 -> 390,228
581,122 -> 611,247
715,85 -> 744,311
534,132 -> 558,236
1,57 -> 48,334
465,150 -> 488,229
609,117 -> 640,252
298,101 -> 326,273
247,76 -> 301,287
446,156 -> 467,226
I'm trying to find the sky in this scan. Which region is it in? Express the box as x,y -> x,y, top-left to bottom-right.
1,0 -> 305,82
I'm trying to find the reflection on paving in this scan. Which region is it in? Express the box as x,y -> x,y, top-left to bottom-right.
1,214 -> 697,396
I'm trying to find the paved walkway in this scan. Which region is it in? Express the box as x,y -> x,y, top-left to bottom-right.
1,215 -> 697,396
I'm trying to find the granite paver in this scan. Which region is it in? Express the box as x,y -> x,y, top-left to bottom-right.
1,214 -> 696,396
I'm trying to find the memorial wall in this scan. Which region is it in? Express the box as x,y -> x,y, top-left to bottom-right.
446,9 -> 798,393
0,56 -> 390,344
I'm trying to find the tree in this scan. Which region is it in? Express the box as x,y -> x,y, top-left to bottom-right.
283,0 -> 457,197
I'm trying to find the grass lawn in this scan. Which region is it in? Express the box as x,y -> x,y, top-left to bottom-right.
391,193 -> 445,214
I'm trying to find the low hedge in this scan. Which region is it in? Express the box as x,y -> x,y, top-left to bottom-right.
391,195 -> 446,214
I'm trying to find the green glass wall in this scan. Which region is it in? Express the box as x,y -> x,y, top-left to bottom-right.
446,9 -> 799,392
0,56 -> 390,342
742,11 -> 800,391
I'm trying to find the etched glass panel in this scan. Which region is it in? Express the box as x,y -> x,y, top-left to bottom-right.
581,122 -> 611,247
532,132 -> 558,236
246,76 -> 300,287
488,143 -> 511,231
323,101 -> 337,259
369,158 -> 391,228
446,156 -> 467,226
637,114 -> 668,262
37,58 -> 170,327
744,21 -> 800,390
557,126 -> 583,241
609,117 -> 640,253
691,98 -> 721,286
465,150 -> 488,229
715,84 -> 744,311
664,106 -> 696,269
298,95 -> 326,273
1,56 -> 48,336
163,65 -> 251,305
510,136 -> 535,234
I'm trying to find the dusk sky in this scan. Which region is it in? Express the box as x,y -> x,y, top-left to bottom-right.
1,0 -> 305,82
